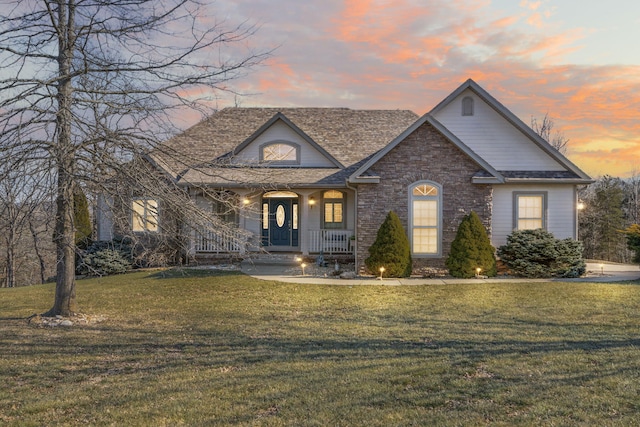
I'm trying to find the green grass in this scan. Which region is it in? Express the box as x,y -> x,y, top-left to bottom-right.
2,270 -> 640,426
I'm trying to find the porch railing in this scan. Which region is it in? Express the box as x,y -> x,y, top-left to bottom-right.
194,227 -> 244,253
308,229 -> 354,254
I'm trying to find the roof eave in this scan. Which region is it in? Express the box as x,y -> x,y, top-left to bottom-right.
471,177 -> 503,184
502,177 -> 595,185
347,176 -> 381,184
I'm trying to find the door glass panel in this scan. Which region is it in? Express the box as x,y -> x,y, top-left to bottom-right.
276,205 -> 285,227
262,203 -> 269,229
293,204 -> 298,229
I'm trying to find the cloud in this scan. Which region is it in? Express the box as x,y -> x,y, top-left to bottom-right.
199,0 -> 640,177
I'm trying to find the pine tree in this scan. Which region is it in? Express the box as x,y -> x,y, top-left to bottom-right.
365,211 -> 412,277
446,211 -> 496,278
74,188 -> 92,249
623,224 -> 640,264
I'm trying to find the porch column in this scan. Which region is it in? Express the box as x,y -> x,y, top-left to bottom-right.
187,188 -> 196,258
300,192 -> 310,255
237,190 -> 252,255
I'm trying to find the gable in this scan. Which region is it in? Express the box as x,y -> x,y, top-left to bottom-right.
431,88 -> 565,171
349,114 -> 503,184
232,117 -> 340,168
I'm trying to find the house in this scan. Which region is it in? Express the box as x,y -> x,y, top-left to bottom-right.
97,79 -> 593,273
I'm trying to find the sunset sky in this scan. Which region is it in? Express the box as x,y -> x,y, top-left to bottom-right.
210,0 -> 640,178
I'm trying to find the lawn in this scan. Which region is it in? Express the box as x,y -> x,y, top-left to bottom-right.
2,270 -> 640,426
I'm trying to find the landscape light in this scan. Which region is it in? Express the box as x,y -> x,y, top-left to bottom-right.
379,266 -> 385,280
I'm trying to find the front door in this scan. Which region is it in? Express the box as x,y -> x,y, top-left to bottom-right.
262,197 -> 299,248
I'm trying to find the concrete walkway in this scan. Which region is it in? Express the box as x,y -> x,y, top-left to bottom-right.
239,259 -> 640,285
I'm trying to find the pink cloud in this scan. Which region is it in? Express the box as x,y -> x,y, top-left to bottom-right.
199,0 -> 639,177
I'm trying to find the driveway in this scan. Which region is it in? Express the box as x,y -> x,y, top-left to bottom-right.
240,259 -> 640,285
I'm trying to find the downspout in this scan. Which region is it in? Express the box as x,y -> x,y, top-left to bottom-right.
346,180 -> 358,274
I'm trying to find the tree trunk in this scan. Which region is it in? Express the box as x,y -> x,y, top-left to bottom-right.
29,218 -> 48,285
6,235 -> 15,288
46,170 -> 77,316
45,0 -> 77,316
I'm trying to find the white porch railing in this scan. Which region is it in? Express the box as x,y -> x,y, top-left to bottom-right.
308,229 -> 354,254
194,227 -> 244,253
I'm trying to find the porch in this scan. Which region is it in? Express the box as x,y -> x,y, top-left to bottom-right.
190,188 -> 356,256
193,228 -> 354,255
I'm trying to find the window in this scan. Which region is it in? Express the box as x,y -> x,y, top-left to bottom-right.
410,182 -> 441,256
323,190 -> 344,229
462,96 -> 474,116
132,199 -> 158,232
261,142 -> 299,164
211,193 -> 239,224
514,192 -> 547,230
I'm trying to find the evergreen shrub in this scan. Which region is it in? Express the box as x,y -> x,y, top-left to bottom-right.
364,211 -> 412,277
623,224 -> 640,264
446,211 -> 496,278
77,237 -> 133,276
497,229 -> 585,278
74,188 -> 93,249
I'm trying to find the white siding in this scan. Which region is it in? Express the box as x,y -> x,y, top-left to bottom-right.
233,120 -> 336,167
492,184 -> 577,248
96,194 -> 114,241
433,89 -> 565,171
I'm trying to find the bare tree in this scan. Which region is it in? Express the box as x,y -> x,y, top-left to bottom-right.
0,1 -> 268,315
0,159 -> 54,287
624,171 -> 640,225
531,113 -> 569,154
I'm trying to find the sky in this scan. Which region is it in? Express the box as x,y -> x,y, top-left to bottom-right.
207,0 -> 640,178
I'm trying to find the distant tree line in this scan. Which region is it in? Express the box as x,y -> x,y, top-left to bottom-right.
578,173 -> 640,263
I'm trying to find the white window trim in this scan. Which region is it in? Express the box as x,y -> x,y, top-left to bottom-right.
513,191 -> 548,230
323,190 -> 345,229
462,96 -> 474,116
259,141 -> 301,165
409,181 -> 442,257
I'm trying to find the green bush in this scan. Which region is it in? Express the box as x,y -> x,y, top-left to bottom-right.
497,229 -> 585,278
77,237 -> 133,276
623,224 -> 640,264
365,211 -> 412,277
74,187 -> 93,249
446,211 -> 496,278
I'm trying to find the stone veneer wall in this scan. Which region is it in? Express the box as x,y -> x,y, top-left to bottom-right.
356,121 -> 493,273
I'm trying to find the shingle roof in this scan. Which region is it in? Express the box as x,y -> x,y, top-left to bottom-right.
149,108 -> 419,183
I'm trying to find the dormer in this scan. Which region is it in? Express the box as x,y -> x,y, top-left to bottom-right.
231,112 -> 343,168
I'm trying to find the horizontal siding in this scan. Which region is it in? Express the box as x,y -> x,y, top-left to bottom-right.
492,184 -> 576,248
433,89 -> 565,171
234,121 -> 336,167
96,194 -> 114,241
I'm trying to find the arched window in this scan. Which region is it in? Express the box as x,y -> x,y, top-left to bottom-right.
260,142 -> 300,164
409,181 -> 442,256
323,190 -> 344,229
462,96 -> 474,116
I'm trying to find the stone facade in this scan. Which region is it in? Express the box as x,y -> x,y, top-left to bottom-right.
355,120 -> 493,273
